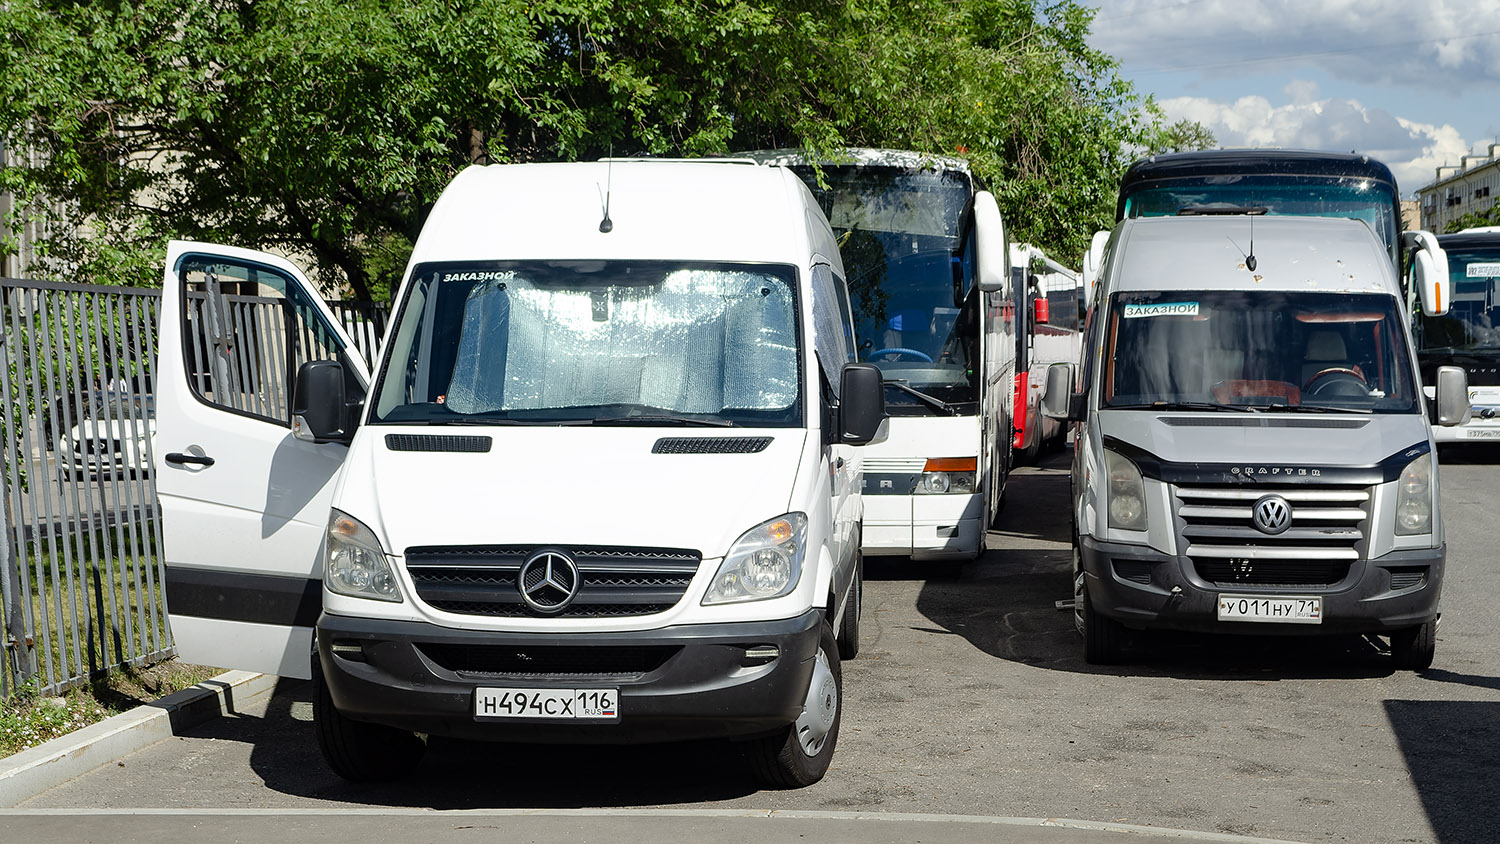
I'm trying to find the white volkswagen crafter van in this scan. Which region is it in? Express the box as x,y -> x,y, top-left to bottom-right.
1044,215 -> 1470,669
153,161 -> 1019,787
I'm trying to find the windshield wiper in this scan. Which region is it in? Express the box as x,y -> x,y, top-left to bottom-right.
1109,401 -> 1258,413
588,415 -> 734,427
1261,404 -> 1372,414
883,381 -> 959,416
425,416 -> 591,426
1174,204 -> 1269,216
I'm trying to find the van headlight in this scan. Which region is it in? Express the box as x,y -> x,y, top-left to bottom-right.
325,510 -> 403,602
1395,455 -> 1433,535
1105,448 -> 1147,531
703,513 -> 808,605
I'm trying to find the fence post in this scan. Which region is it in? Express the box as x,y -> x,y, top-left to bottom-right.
0,314 -> 32,695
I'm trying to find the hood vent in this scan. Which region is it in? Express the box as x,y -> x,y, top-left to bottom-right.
385,434 -> 493,453
1161,417 -> 1368,429
652,436 -> 772,454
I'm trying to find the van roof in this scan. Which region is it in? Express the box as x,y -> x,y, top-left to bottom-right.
409,160 -> 841,274
1108,215 -> 1393,296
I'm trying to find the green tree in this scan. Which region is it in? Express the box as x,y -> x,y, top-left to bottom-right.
1146,119 -> 1218,155
0,0 -> 1166,296
1445,205 -> 1500,233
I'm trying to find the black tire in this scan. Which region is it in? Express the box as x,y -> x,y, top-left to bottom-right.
837,552 -> 862,661
1390,618 -> 1436,670
748,622 -> 841,789
314,671 -> 426,782
1075,561 -> 1125,665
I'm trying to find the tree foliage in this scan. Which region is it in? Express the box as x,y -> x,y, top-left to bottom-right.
1444,204 -> 1500,233
0,0 -> 1184,297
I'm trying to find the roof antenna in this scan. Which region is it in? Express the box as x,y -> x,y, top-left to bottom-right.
1245,213 -> 1257,272
598,147 -> 614,234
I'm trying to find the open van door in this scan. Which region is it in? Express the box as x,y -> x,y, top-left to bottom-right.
155,241 -> 371,679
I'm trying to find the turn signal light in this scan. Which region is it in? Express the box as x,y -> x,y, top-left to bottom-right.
923,457 -> 976,472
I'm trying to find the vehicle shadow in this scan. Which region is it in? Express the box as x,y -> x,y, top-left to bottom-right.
190,678 -> 760,807
909,448 -> 1401,681
1384,698 -> 1500,844
1436,442 -> 1500,464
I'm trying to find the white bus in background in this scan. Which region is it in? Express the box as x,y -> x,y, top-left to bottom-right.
1011,244 -> 1082,462
739,149 -> 1016,561
1419,227 -> 1500,444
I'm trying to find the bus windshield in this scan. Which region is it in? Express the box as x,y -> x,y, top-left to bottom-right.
791,164 -> 977,414
1121,175 -> 1400,264
1102,290 -> 1418,414
1416,247 -> 1500,352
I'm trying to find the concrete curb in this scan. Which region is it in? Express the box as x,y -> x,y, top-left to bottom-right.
0,670 -> 277,808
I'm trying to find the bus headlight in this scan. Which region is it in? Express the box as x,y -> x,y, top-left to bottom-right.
1395,455 -> 1432,535
915,458 -> 976,495
325,510 -> 403,602
703,513 -> 808,605
1105,448 -> 1147,531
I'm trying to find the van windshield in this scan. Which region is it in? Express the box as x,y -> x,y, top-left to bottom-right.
371,261 -> 802,427
1101,291 -> 1417,414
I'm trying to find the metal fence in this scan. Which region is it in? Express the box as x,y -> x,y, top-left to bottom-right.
0,279 -> 169,699
0,275 -> 387,699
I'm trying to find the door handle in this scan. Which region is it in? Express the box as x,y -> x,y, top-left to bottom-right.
165,452 -> 215,467
835,457 -> 846,470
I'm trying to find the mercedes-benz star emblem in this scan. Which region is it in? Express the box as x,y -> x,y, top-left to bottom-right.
518,550 -> 580,615
1251,495 -> 1293,535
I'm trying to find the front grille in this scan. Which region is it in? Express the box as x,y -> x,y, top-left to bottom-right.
1113,560 -> 1155,584
1388,567 -> 1428,590
416,643 -> 680,678
404,545 -> 701,618
1174,483 -> 1370,587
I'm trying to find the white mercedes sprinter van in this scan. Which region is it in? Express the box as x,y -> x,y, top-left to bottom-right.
1045,215 -> 1469,669
152,160 -> 1017,787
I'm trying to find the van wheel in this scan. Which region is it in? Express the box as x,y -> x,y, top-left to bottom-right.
1390,619 -> 1436,670
314,672 -> 426,781
837,553 -> 862,661
748,622 -> 841,788
1075,563 -> 1124,665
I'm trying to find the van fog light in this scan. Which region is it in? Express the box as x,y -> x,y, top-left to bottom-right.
742,645 -> 780,666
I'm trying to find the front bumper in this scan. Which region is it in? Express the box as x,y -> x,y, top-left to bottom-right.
862,493 -> 984,559
317,608 -> 823,743
1080,535 -> 1443,635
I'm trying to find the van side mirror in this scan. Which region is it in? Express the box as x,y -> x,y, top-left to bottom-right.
1434,365 -> 1471,427
292,360 -> 351,443
839,363 -> 886,446
1405,230 -> 1451,317
972,192 -> 1009,293
1041,362 -> 1083,422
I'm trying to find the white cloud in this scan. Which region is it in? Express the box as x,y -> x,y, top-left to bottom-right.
1091,0 -> 1500,90
1157,93 -> 1476,192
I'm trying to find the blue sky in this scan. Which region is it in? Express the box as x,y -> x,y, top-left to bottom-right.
1086,0 -> 1500,195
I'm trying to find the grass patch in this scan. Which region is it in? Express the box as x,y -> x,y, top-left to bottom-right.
0,658 -> 219,759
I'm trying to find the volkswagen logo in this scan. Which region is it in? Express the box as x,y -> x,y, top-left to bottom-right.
1251,495 -> 1293,535
518,550 -> 580,615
